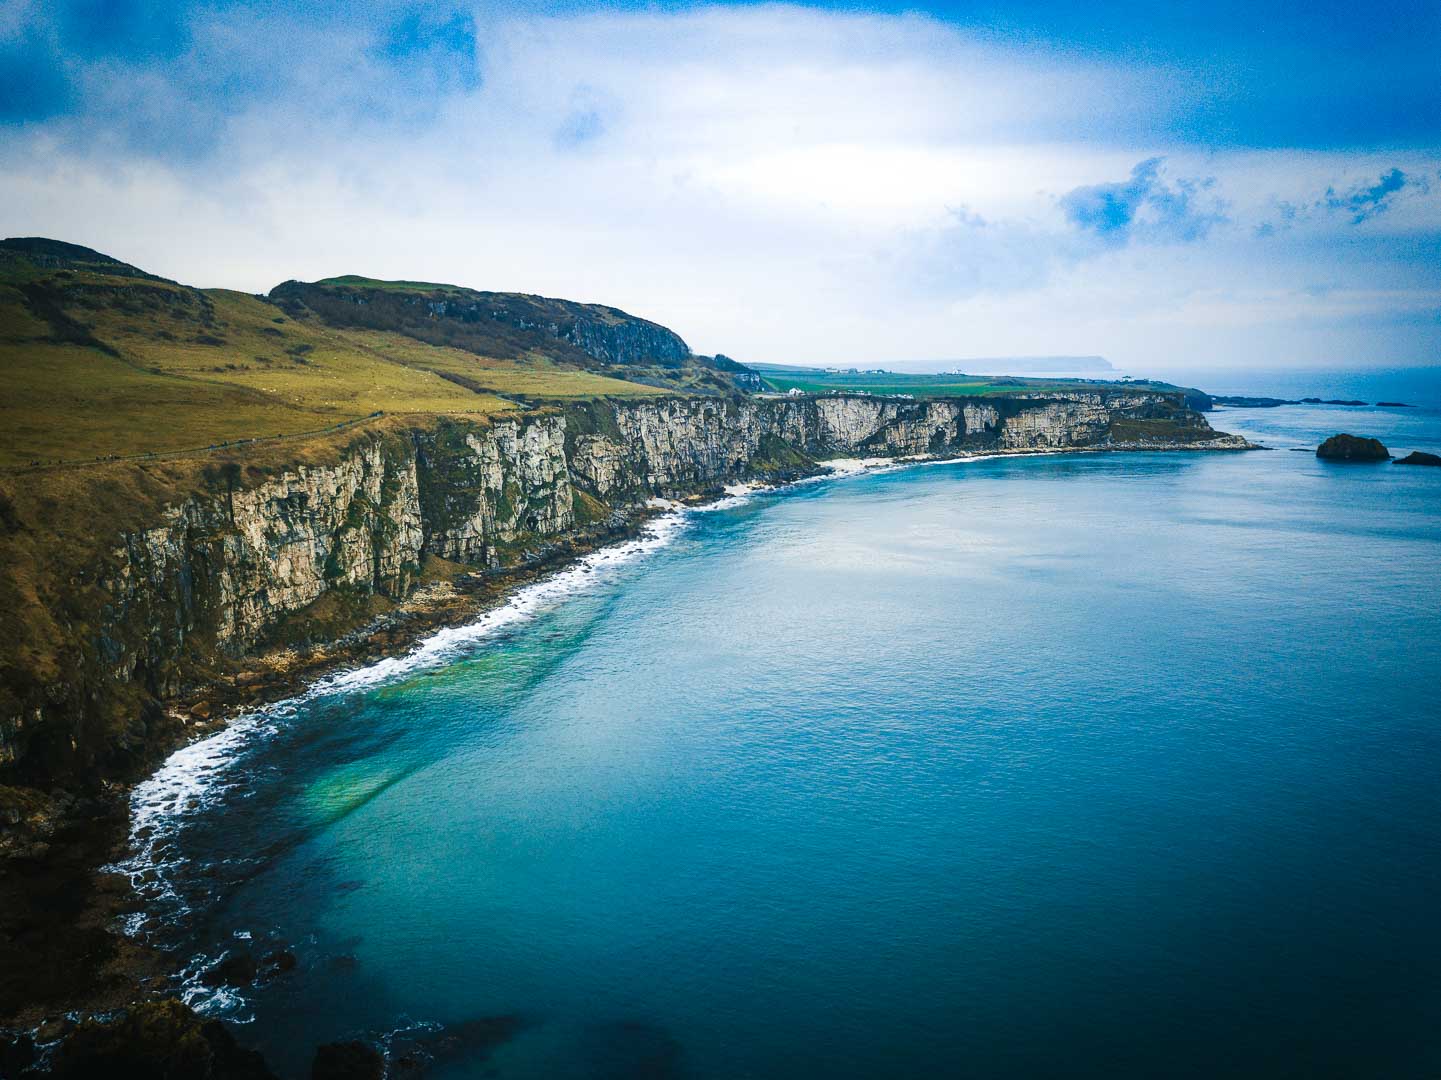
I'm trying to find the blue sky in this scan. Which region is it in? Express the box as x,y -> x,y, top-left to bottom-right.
2,0 -> 1438,372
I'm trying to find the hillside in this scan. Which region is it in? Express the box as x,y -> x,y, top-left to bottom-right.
271,277 -> 752,396
0,239 -> 750,469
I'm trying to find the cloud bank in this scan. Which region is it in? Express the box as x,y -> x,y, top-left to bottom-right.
1,1 -> 1438,373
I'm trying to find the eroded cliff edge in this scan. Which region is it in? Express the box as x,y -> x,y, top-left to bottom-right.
0,390 -> 1244,822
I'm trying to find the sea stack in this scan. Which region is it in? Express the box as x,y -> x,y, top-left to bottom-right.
1316,434 -> 1390,461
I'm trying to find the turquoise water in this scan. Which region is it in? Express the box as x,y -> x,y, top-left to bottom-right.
129,397 -> 1441,1078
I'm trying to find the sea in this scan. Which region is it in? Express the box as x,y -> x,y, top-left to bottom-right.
116,369 -> 1441,1078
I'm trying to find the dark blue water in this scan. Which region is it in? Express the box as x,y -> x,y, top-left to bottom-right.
127,396 -> 1441,1079
1142,365 -> 1441,412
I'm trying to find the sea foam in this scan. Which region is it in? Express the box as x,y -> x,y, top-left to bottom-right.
109,463 -> 894,941
112,450 -> 1025,885
108,505 -> 707,936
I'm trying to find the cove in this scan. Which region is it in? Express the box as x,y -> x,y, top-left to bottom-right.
124,404 -> 1441,1079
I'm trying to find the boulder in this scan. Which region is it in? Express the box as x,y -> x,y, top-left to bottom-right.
1394,451 -> 1441,466
1316,434 -> 1390,461
46,999 -> 276,1079
202,948 -> 258,988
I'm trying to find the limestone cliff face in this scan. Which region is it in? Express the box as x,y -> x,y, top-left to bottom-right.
100,437 -> 424,680
563,390 -> 1222,496
0,390 -> 1241,781
416,417 -> 576,565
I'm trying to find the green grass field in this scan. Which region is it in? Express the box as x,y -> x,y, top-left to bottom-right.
753,367 -> 1190,400
317,275 -> 476,295
0,267 -> 667,468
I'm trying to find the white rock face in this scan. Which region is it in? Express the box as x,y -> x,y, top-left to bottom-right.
105,436 -> 425,665
3,389 -> 1240,772
998,401 -> 1109,448
101,389 -> 1226,659
419,417 -> 575,563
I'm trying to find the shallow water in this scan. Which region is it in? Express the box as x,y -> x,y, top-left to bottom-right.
125,396 -> 1441,1078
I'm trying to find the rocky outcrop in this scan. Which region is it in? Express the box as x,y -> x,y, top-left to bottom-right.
41,998 -> 277,1079
554,311 -> 689,368
0,391 -> 1243,784
101,438 -> 424,674
1316,433 -> 1390,461
1394,450 -> 1441,466
1211,396 -> 1298,408
271,279 -> 690,369
417,290 -> 691,368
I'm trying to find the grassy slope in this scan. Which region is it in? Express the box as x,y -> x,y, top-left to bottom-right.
314,275 -> 636,325
1,260 -> 666,468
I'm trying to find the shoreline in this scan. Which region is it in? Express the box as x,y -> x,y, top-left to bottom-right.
0,502 -> 687,1031
0,476 -> 780,1033
0,436 -> 1254,1041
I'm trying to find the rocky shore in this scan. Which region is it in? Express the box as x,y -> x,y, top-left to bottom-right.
0,495 -> 727,1075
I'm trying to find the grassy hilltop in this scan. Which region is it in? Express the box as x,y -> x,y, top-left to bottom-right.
0,238 -> 748,469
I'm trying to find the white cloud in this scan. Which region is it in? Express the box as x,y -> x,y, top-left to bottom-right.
2,4 -> 1438,373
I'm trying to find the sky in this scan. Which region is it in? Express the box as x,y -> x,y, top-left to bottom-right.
2,0 -> 1439,374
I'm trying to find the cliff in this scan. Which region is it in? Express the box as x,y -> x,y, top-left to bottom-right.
0,389 -> 1243,812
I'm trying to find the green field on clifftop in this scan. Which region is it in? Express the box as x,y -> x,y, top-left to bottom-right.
0,240 -> 672,468
752,366 -> 1194,400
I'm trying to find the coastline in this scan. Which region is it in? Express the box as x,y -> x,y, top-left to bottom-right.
0,474 -> 782,1035
1,509 -> 667,1019
0,437 -> 1255,1049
